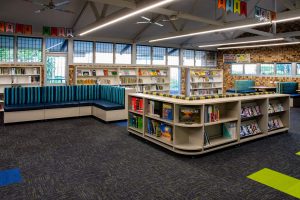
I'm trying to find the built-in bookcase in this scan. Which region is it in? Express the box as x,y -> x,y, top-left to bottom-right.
187,68 -> 223,96
128,93 -> 290,155
75,65 -> 170,93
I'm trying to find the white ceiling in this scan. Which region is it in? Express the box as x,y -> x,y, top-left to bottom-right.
0,0 -> 295,48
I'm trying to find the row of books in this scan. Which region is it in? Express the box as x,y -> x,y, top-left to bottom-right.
137,85 -> 167,92
191,89 -> 222,96
0,68 -> 40,75
240,121 -> 261,138
241,105 -> 261,119
190,77 -> 221,83
204,105 -> 220,123
148,100 -> 173,121
131,97 -> 143,113
77,79 -> 117,85
190,83 -> 221,89
190,70 -> 221,77
138,77 -> 167,84
268,117 -> 284,131
77,69 -> 118,77
119,69 -> 136,76
268,103 -> 284,113
138,69 -> 168,76
129,114 -> 143,130
120,77 -> 137,84
147,119 -> 173,141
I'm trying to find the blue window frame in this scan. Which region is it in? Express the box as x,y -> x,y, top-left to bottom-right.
195,51 -> 206,67
95,42 -> 114,64
73,40 -> 93,64
167,48 -> 179,66
183,49 -> 194,66
45,38 -> 68,52
136,45 -> 151,65
115,43 -> 132,64
152,47 -> 166,65
276,63 -> 292,75
0,35 -> 14,62
17,36 -> 43,62
261,63 -> 275,75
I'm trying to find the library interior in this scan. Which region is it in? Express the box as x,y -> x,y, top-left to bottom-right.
0,0 -> 300,199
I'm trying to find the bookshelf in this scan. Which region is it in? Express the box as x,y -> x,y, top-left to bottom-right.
74,65 -> 170,93
0,64 -> 42,111
127,93 -> 290,155
187,68 -> 223,96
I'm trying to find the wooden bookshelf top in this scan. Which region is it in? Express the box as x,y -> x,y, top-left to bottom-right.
128,93 -> 289,105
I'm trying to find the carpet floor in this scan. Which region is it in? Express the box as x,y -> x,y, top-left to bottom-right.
0,109 -> 299,200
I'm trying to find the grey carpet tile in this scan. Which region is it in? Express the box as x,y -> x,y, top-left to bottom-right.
0,110 -> 299,200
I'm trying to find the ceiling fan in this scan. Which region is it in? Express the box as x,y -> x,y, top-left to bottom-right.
23,0 -> 74,14
136,16 -> 164,27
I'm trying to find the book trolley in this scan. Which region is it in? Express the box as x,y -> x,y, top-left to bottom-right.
127,93 -> 290,155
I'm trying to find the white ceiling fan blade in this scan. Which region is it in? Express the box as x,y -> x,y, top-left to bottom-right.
55,0 -> 71,7
136,22 -> 150,24
53,8 -> 75,14
154,22 -> 164,27
141,16 -> 151,21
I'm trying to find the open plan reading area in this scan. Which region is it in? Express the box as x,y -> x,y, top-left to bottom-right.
0,0 -> 300,199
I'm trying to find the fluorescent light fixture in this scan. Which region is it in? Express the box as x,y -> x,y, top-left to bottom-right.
217,41 -> 300,50
149,21 -> 271,42
273,16 -> 300,23
79,0 -> 175,36
198,38 -> 285,48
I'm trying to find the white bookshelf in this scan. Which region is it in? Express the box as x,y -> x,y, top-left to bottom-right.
127,93 -> 290,155
0,64 -> 42,94
187,68 -> 223,96
74,65 -> 170,93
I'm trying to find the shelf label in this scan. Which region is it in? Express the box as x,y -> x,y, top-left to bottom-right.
248,168 -> 300,199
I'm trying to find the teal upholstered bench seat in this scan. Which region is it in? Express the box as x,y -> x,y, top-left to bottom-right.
5,104 -> 45,112
227,80 -> 255,94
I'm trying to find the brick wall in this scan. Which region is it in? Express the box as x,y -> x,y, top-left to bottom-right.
217,44 -> 300,91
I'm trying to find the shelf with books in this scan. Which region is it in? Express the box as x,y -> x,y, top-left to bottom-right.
145,118 -> 173,146
129,96 -> 144,114
128,113 -> 143,134
187,68 -> 223,97
128,93 -> 290,155
0,65 -> 42,93
204,122 -> 238,149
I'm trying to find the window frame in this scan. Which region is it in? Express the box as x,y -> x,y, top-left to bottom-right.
115,43 -> 132,64
275,62 -> 292,76
167,48 -> 179,66
182,49 -> 195,67
17,36 -> 43,63
152,46 -> 167,66
136,45 -> 151,65
244,63 -> 258,75
0,35 -> 15,63
260,63 -> 275,76
95,42 -> 114,64
73,40 -> 94,64
231,63 -> 244,75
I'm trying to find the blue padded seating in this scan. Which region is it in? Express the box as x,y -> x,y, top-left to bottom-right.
4,87 -> 43,112
4,85 -> 126,112
227,80 -> 256,93
276,82 -> 298,94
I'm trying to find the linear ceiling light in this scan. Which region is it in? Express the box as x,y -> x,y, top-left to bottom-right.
273,16 -> 300,23
149,21 -> 271,42
217,41 -> 300,50
198,38 -> 285,48
79,0 -> 175,36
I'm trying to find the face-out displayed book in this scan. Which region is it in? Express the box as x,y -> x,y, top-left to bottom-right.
268,103 -> 284,114
268,117 -> 284,130
241,105 -> 261,118
240,121 -> 261,137
179,106 -> 201,124
147,119 -> 173,141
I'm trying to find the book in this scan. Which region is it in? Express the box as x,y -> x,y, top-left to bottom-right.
223,122 -> 236,139
179,106 -> 201,124
162,103 -> 173,121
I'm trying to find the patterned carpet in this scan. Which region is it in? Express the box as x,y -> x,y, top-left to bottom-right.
0,109 -> 299,200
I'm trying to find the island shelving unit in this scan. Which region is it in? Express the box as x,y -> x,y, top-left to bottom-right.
127,93 -> 290,155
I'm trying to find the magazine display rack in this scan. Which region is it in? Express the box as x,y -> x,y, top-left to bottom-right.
127,93 -> 290,155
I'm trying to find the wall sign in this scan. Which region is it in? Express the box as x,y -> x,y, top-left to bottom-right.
223,54 -> 251,63
0,21 -> 32,35
43,26 -> 73,37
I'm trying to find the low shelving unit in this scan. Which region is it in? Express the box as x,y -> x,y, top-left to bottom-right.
127,93 -> 290,155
